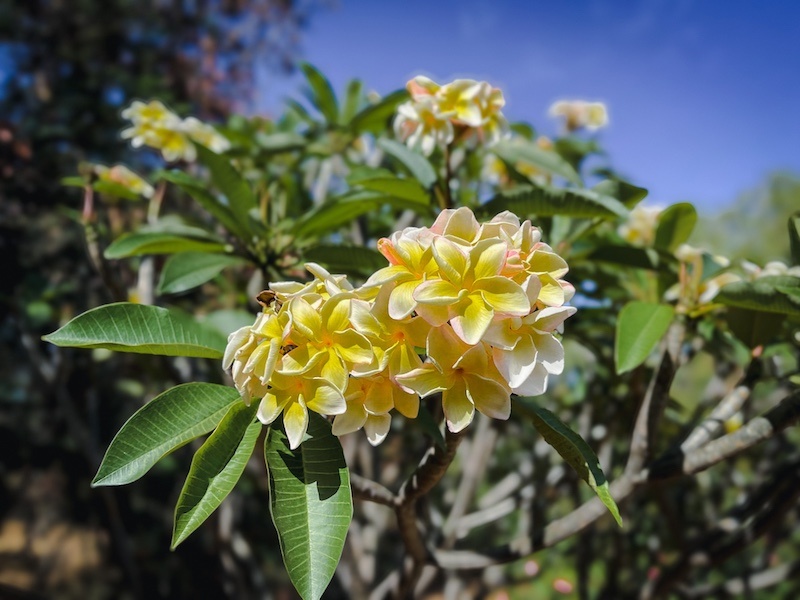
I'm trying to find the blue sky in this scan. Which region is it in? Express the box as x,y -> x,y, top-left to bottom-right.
256,0 -> 800,213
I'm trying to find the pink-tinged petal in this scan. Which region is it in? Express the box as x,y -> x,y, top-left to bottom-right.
283,401 -> 309,449
450,294 -> 494,345
533,306 -> 577,333
432,237 -> 468,284
512,363 -> 550,396
532,334 -> 565,375
306,379 -> 346,416
470,240 -> 507,281
474,277 -> 530,316
414,278 -> 464,306
466,375 -> 511,420
290,298 -> 322,339
426,324 -> 469,371
332,403 -> 368,436
364,414 -> 392,446
364,380 -> 394,414
257,392 -> 288,425
414,302 -> 450,327
442,379 -> 474,433
492,336 -> 537,389
395,364 -> 449,398
333,329 -> 374,365
389,279 -> 421,319
393,386 -> 420,418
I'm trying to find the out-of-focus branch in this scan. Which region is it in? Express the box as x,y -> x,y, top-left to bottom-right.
82,184 -> 126,302
351,473 -> 396,507
679,561 -> 800,598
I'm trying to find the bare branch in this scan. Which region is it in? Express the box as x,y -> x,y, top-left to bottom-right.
350,473 -> 396,507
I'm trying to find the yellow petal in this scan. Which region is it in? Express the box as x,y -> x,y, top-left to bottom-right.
364,414 -> 392,446
257,391 -> 288,425
395,364 -> 449,398
450,294 -> 494,345
413,278 -> 463,306
470,239 -> 507,281
283,400 -> 309,449
306,379 -> 346,416
474,277 -> 530,316
364,378 -> 394,414
432,237 -> 468,284
393,385 -> 420,418
333,329 -> 374,365
290,298 -> 322,339
321,350 -> 350,392
442,379 -> 474,432
332,403 -> 368,436
321,293 -> 352,333
389,279 -> 421,319
465,374 -> 511,420
426,324 -> 469,371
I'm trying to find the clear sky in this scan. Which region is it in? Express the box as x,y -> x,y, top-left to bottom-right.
256,0 -> 800,213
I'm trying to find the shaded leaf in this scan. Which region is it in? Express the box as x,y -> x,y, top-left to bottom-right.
590,245 -> 672,271
299,62 -> 339,124
715,276 -> 800,317
725,307 -> 787,348
516,399 -> 622,526
105,232 -> 227,259
172,401 -> 260,548
303,245 -> 387,278
92,383 -> 239,486
483,183 -> 628,220
355,176 -> 430,205
43,302 -> 227,358
592,179 -> 648,208
790,212 -> 800,265
158,252 -> 246,295
196,145 -> 257,235
341,79 -> 364,123
266,414 -> 352,600
255,132 -> 306,153
493,139 -> 582,186
350,89 -> 409,134
377,138 -> 437,188
615,302 -> 675,374
655,203 -> 697,252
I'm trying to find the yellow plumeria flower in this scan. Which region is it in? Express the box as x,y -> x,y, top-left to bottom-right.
429,206 -> 481,245
394,96 -> 454,156
618,204 -> 662,247
183,116 -> 231,153
396,325 -> 510,432
437,79 -> 486,127
257,371 -> 345,450
414,236 -> 531,344
94,164 -> 155,199
549,100 -> 609,132
121,100 -> 196,162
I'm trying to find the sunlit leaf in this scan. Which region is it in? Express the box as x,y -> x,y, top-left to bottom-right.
592,179 -> 648,208
655,203 -> 697,252
483,183 -> 628,219
493,139 -> 582,186
350,89 -> 409,134
158,252 -> 246,295
355,176 -> 430,205
615,301 -> 675,374
105,232 -> 228,259
299,62 -> 339,124
377,138 -> 437,188
715,276 -> 800,317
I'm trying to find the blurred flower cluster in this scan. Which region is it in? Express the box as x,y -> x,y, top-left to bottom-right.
394,76 -> 509,155
549,100 -> 608,132
121,99 -> 230,162
224,207 -> 574,448
93,164 -> 155,199
618,204 -> 663,247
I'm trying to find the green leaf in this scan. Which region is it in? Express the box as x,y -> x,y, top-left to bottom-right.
725,307 -> 787,348
350,89 -> 409,134
589,246 -> 671,271
592,179 -> 648,208
615,302 -> 675,374
516,399 -> 622,526
483,183 -> 629,220
43,302 -> 227,358
303,245 -> 387,278
195,144 -> 257,235
341,79 -> 364,124
355,176 -> 430,205
493,139 -> 582,186
655,203 -> 697,252
715,276 -> 800,317
92,383 -> 239,486
172,401 -> 261,548
158,252 -> 246,295
266,414 -> 352,600
299,62 -> 339,124
104,232 -> 228,259
789,212 -> 800,265
377,138 -> 437,188
93,180 -> 142,201
255,132 -> 307,153
61,176 -> 87,188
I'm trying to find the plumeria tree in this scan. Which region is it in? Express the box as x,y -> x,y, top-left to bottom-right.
45,66 -> 800,599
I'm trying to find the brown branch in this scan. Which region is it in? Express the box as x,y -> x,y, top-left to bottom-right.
350,473 -> 396,507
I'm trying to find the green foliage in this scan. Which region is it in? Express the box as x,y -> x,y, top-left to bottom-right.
377,138 -> 438,188
299,62 -> 340,124
493,139 -> 582,186
789,212 -> 800,265
196,145 -> 258,236
483,183 -> 629,219
655,202 -> 697,252
265,414 -> 352,600
303,245 -> 387,278
615,302 -> 675,373
104,231 -> 229,259
715,276 -> 800,316
158,252 -> 247,295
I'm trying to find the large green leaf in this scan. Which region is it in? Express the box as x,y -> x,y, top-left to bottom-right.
355,176 -> 430,205
172,401 -> 261,548
92,383 -> 239,486
654,203 -> 697,252
158,252 -> 246,295
266,414 -> 352,600
516,399 -> 622,526
196,145 -> 257,234
493,139 -> 582,186
341,78 -> 364,124
615,301 -> 675,374
483,183 -> 629,220
303,245 -> 387,278
105,232 -> 227,259
725,307 -> 787,348
299,62 -> 339,124
715,276 -> 800,317
789,212 -> 800,265
350,89 -> 409,133
377,138 -> 437,188
592,179 -> 648,208
43,302 -> 227,358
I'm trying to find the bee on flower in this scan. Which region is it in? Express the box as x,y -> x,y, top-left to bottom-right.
549,100 -> 609,133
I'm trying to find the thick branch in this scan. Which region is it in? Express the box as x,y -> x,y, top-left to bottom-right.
350,473 -> 396,507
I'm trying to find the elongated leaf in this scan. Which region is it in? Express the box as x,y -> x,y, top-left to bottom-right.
592,179 -> 648,208
589,245 -> 671,271
172,401 -> 260,548
157,170 -> 242,235
377,138 -> 437,188
93,180 -> 142,201
255,132 -> 307,153
158,252 -> 246,295
715,276 -> 800,317
303,245 -> 387,277
725,307 -> 787,348
43,302 -> 227,358
356,176 -> 430,205
655,203 -> 697,252
105,232 -> 227,259
196,145 -> 257,234
516,399 -> 622,526
299,62 -> 339,124
483,183 -> 628,220
615,301 -> 675,374
266,414 -> 352,600
789,212 -> 800,265
493,139 -> 582,186
92,383 -> 239,486
341,79 -> 364,124
350,89 -> 409,133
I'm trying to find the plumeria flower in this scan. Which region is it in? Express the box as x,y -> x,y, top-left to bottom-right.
430,206 -> 482,245
549,100 -> 609,132
93,164 -> 155,199
437,79 -> 486,127
618,204 -> 663,247
183,116 -> 231,153
396,325 -> 511,432
394,96 -> 454,156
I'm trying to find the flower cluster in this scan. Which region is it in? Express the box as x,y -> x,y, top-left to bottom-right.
224,208 -> 575,449
665,244 -> 740,313
394,77 -> 509,155
618,204 -> 663,247
549,100 -> 608,132
121,100 -> 230,162
93,164 -> 155,199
